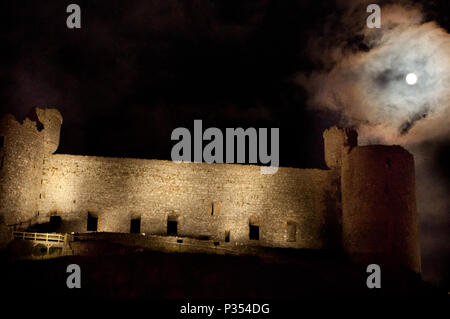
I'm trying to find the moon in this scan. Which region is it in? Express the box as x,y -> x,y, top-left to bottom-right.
406,73 -> 418,85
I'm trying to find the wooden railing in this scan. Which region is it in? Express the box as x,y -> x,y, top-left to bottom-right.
13,231 -> 66,243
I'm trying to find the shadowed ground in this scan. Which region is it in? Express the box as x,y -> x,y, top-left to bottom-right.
0,242 -> 439,299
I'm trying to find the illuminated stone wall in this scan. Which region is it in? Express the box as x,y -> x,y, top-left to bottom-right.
0,108 -> 62,246
38,155 -> 341,249
0,108 -> 421,273
0,114 -> 45,228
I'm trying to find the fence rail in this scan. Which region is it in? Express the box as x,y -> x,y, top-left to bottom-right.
11,231 -> 262,257
13,231 -> 66,243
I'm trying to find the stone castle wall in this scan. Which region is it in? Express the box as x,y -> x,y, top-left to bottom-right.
0,108 -> 421,273
38,155 -> 341,249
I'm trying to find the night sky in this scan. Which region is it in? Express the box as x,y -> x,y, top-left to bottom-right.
0,0 -> 448,286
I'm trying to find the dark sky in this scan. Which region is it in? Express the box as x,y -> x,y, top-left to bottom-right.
1,0 -> 449,286
1,0 -> 448,167
0,0 -> 343,168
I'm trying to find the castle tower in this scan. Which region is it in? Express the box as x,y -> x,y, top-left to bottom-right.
35,107 -> 63,155
0,107 -> 62,245
323,126 -> 358,169
341,145 -> 421,273
323,126 -> 421,274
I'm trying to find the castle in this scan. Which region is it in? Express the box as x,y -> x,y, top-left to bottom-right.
0,107 -> 421,274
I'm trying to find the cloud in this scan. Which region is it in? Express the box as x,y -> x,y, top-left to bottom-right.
296,2 -> 450,145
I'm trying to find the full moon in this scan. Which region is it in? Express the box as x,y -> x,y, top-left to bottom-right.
406,73 -> 418,85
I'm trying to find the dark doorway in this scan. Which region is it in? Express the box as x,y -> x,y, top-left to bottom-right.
249,224 -> 259,240
130,217 -> 141,233
87,213 -> 98,231
167,220 -> 178,236
49,216 -> 62,231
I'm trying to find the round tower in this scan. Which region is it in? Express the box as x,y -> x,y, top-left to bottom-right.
0,113 -> 44,231
0,108 -> 62,247
341,145 -> 421,273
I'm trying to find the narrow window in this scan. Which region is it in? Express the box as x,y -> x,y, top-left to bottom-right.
287,222 -> 296,242
224,230 -> 230,242
167,217 -> 178,236
0,136 -> 4,148
249,224 -> 259,240
0,156 -> 4,169
211,202 -> 220,216
87,213 -> 98,231
385,157 -> 391,168
130,217 -> 141,233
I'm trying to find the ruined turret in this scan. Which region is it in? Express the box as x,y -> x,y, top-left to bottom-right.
323,126 -> 357,169
35,107 -> 63,155
0,107 -> 62,247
